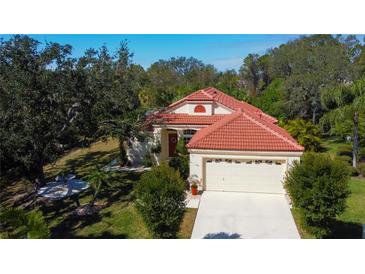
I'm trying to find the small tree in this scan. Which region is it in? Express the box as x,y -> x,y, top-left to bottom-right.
169,137 -> 189,179
285,153 -> 350,238
85,167 -> 109,207
0,208 -> 50,239
136,163 -> 186,238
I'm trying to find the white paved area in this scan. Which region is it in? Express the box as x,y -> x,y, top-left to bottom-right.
191,191 -> 300,239
185,191 -> 201,208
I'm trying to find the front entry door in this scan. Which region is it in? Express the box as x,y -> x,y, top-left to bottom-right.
168,133 -> 178,157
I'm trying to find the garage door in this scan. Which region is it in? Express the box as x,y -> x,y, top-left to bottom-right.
205,159 -> 285,193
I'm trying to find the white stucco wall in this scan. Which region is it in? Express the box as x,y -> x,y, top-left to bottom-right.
169,102 -> 213,115
188,149 -> 302,188
126,137 -> 154,165
187,103 -> 212,115
213,104 -> 233,114
170,103 -> 189,114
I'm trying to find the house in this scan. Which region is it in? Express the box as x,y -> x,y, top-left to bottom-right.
128,87 -> 304,194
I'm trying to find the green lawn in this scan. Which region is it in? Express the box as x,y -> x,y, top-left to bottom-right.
292,137 -> 365,238
320,137 -> 352,158
1,138 -> 197,239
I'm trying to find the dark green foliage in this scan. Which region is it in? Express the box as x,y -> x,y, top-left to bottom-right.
169,156 -> 189,180
169,138 -> 189,179
358,163 -> 365,177
175,137 -> 188,156
270,35 -> 351,121
135,163 -> 186,238
142,153 -> 153,167
0,35 -> 141,184
0,208 -> 50,239
251,79 -> 286,118
285,153 -> 350,238
337,146 -> 353,157
283,119 -> 321,152
84,167 -> 110,206
334,155 -> 352,165
151,142 -> 161,154
320,77 -> 365,167
349,166 -> 359,176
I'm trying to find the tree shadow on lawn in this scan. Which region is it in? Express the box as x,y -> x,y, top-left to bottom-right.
327,220 -> 363,239
50,211 -> 105,238
47,149 -> 119,179
97,172 -> 141,205
74,231 -> 128,239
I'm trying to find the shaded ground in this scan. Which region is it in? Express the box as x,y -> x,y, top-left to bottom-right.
1,138 -> 196,239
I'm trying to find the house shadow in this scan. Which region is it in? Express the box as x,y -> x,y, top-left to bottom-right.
203,232 -> 241,239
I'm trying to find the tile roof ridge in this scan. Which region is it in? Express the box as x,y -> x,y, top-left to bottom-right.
241,111 -> 303,150
201,88 -> 214,99
187,110 -> 242,148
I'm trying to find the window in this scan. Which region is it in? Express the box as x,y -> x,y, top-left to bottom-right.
194,105 -> 206,113
183,129 -> 197,144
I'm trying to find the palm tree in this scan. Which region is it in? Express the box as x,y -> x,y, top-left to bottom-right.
320,77 -> 365,168
85,167 -> 110,207
0,208 -> 50,239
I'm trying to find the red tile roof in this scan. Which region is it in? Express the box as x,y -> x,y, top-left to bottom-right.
186,109 -> 304,152
152,113 -> 226,125
167,87 -> 277,123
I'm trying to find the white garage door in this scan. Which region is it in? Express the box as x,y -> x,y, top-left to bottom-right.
205,159 -> 286,193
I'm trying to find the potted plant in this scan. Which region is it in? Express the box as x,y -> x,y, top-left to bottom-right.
191,181 -> 198,196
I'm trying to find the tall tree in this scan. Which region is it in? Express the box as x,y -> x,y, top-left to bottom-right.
269,35 -> 351,122
320,77 -> 365,167
0,35 -> 81,185
239,54 -> 261,97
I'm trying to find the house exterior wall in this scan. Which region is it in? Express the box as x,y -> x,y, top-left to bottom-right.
170,103 -> 189,114
126,137 -> 154,165
169,102 -> 213,115
188,149 -> 302,188
213,103 -> 233,114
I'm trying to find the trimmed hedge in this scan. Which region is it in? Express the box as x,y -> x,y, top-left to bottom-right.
285,153 -> 350,238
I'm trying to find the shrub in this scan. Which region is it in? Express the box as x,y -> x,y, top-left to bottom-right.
0,208 -> 50,239
136,163 -> 186,238
175,137 -> 188,155
359,163 -> 365,177
142,153 -> 153,167
170,137 -> 189,179
359,148 -> 365,161
283,119 -> 321,152
349,166 -> 359,177
334,155 -> 352,165
169,155 -> 189,180
285,153 -> 350,238
336,146 -> 352,157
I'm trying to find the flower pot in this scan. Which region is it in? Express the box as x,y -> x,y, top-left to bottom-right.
191,186 -> 198,196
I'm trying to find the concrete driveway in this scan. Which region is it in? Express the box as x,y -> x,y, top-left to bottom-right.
191,191 -> 300,239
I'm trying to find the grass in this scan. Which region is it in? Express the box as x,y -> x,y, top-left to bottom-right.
291,136 -> 365,238
293,177 -> 365,239
44,138 -> 120,179
1,138 -> 197,239
178,208 -> 198,239
320,137 -> 352,158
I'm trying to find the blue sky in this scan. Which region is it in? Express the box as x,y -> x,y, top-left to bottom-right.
0,34 -> 364,71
